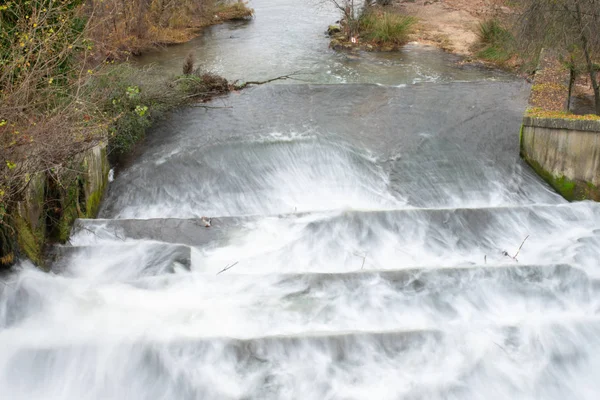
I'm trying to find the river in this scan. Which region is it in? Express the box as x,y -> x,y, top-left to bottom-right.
2,0 -> 600,399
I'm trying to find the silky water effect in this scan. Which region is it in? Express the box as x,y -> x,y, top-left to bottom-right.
1,2 -> 600,397
2,82 -> 600,399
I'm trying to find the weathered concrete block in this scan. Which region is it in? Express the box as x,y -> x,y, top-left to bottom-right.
521,118 -> 600,201
8,141 -> 110,268
15,172 -> 47,266
81,142 -> 110,217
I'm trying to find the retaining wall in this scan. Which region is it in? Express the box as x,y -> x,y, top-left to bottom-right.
520,117 -> 600,201
5,142 -> 110,268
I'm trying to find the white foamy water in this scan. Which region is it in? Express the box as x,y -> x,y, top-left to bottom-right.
0,0 -> 598,394
2,128 -> 600,398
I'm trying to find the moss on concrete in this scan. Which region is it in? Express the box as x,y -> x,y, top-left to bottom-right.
85,189 -> 104,220
519,124 -> 524,150
81,142 -> 109,218
522,155 -> 600,201
56,176 -> 83,243
13,213 -> 46,268
6,143 -> 111,269
11,173 -> 47,267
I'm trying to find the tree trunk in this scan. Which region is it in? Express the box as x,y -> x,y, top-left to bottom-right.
575,2 -> 600,115
565,53 -> 577,112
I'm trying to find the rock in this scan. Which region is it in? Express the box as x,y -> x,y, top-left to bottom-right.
201,217 -> 212,228
327,25 -> 341,36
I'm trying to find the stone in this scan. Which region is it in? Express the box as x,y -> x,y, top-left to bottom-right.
327,25 -> 341,36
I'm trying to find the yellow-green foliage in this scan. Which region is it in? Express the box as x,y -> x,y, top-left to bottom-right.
359,12 -> 416,45
13,213 -> 45,266
526,107 -> 600,121
531,83 -> 567,92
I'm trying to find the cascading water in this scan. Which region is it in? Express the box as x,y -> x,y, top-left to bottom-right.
2,0 -> 600,399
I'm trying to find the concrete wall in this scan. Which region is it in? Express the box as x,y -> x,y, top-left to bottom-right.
5,142 -> 110,268
521,117 -> 600,201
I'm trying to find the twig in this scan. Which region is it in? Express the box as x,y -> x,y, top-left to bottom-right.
233,70 -> 310,89
513,235 -> 530,260
191,105 -> 233,109
492,341 -> 512,358
183,91 -> 225,99
353,251 -> 367,269
217,261 -> 239,275
502,235 -> 530,262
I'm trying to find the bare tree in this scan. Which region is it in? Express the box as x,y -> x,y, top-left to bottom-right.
517,0 -> 600,115
326,0 -> 368,39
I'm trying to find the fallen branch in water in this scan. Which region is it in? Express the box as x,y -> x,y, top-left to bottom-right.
492,341 -> 512,358
184,91 -> 231,100
513,235 -> 529,260
191,105 -> 233,109
232,70 -> 310,90
217,261 -> 239,275
353,251 -> 368,269
502,235 -> 530,262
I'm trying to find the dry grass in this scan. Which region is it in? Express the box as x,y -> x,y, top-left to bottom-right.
215,1 -> 254,21
86,0 -> 253,58
359,11 -> 417,46
474,19 -> 515,63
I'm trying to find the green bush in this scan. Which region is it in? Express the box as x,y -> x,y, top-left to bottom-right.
359,12 -> 416,45
83,64 -> 230,157
476,19 -> 515,62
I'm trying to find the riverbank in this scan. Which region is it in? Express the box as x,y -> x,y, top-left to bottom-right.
0,0 -> 253,269
399,0 -> 507,55
328,0 -> 512,57
92,1 -> 254,59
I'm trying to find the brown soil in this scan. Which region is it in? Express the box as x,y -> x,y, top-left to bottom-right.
388,0 -> 510,55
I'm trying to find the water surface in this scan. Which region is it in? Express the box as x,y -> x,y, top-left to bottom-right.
2,0 -> 599,399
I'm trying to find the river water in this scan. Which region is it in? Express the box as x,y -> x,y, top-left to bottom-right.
2,0 -> 600,399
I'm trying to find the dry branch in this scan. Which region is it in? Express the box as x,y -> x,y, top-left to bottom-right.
217,261 -> 239,275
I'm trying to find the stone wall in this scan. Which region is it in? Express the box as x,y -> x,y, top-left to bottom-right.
520,117 -> 600,201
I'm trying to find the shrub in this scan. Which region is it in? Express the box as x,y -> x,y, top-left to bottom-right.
214,1 -> 254,21
359,12 -> 416,45
476,19 -> 515,62
83,64 -> 230,157
176,70 -> 230,98
0,0 -> 237,267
